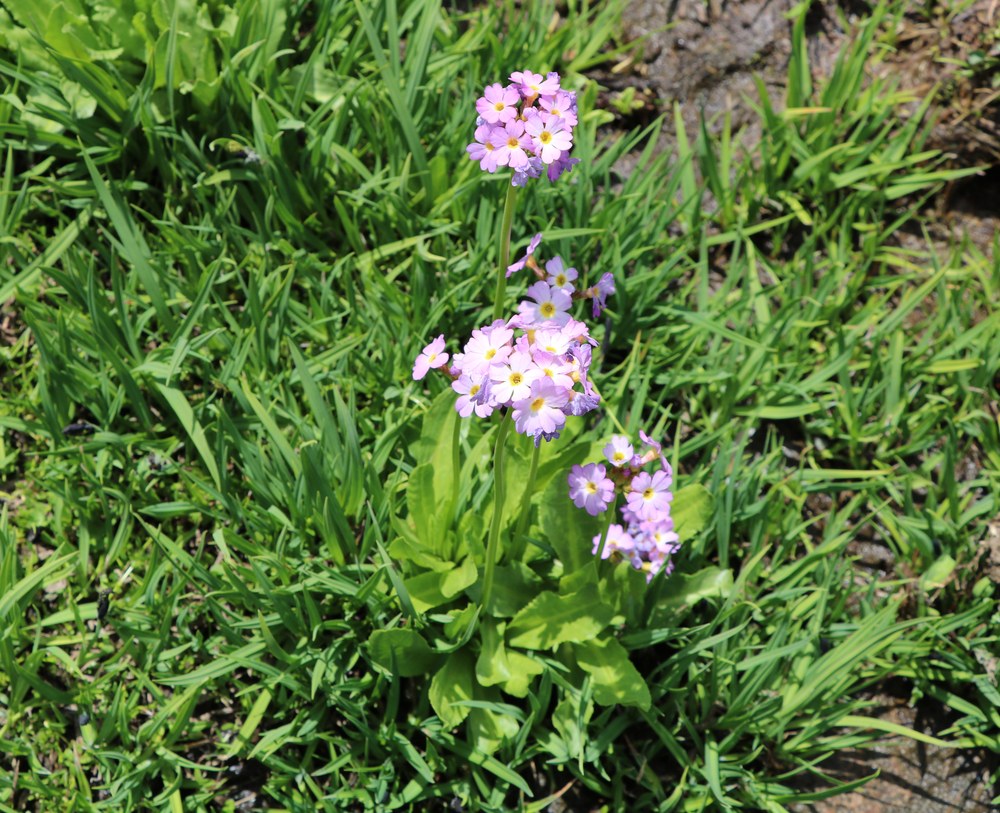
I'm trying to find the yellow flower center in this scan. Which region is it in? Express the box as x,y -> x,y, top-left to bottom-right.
555,274 -> 567,286
494,101 -> 506,112
470,384 -> 480,396
643,488 -> 655,500
510,373 -> 523,385
539,131 -> 552,145
585,482 -> 597,494
485,348 -> 496,360
507,136 -> 520,148
540,302 -> 556,318
530,397 -> 545,412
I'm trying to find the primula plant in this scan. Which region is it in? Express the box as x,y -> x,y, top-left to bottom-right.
372,70 -> 713,761
571,432 -> 681,580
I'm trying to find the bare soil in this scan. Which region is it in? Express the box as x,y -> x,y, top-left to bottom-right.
600,0 -> 999,256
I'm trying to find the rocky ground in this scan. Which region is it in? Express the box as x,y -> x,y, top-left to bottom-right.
601,0 -> 999,255
594,1 -> 999,810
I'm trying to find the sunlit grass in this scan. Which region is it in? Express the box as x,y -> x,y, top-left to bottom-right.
0,0 -> 997,810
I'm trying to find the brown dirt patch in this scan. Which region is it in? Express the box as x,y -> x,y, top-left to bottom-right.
788,693 -> 995,813
601,0 -> 999,256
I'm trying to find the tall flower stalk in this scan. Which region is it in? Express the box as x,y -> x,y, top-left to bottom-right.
481,413 -> 512,612
414,69 -> 608,615
492,184 -> 518,321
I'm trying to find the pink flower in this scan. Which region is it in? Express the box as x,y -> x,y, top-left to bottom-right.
507,232 -> 542,277
518,281 -> 572,327
565,389 -> 600,417
452,375 -> 493,418
512,377 -> 568,439
546,153 -> 580,183
568,462 -> 614,516
412,335 -> 449,380
592,524 -> 635,559
639,430 -> 670,471
466,124 -> 506,172
476,83 -> 520,124
524,116 -> 573,164
626,470 -> 673,522
540,91 -> 578,127
512,156 -> 544,187
493,119 -> 532,170
530,349 -> 575,390
603,436 -> 634,468
489,350 -> 539,404
643,521 -> 680,556
590,272 -> 615,318
544,256 -> 578,292
531,327 -> 572,356
458,325 -> 513,376
510,70 -> 560,98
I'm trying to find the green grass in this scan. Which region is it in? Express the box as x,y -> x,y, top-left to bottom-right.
0,0 -> 998,810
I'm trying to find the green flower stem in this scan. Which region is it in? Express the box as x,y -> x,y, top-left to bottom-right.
446,412 -> 462,527
481,411 -> 513,613
491,183 -> 518,322
511,440 -> 540,559
593,495 -> 619,562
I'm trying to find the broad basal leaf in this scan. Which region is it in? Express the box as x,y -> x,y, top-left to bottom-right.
506,584 -> 613,650
403,557 -> 477,613
500,651 -> 544,698
574,635 -> 651,710
430,649 -> 475,728
368,629 -> 441,677
475,621 -> 511,687
672,483 -> 713,541
656,566 -> 734,614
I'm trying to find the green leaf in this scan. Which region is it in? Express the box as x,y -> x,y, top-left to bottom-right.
475,621 -> 511,687
468,699 -> 519,755
656,566 -> 734,614
552,694 -> 593,762
444,604 -> 479,640
672,483 -> 713,542
407,463 -> 443,554
403,558 -> 477,613
488,562 -> 543,618
506,584 -> 613,650
574,636 -> 651,710
499,651 -> 544,698
430,649 -> 475,728
368,629 -> 441,677
411,387 -> 458,504
537,474 -> 601,573
155,384 -> 221,491
224,688 -> 272,758
600,560 -> 649,624
388,535 -> 452,573
920,554 -> 956,591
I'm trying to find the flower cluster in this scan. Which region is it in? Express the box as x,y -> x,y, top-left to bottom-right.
506,233 -> 615,319
567,432 -> 680,580
467,70 -> 580,186
413,237 -> 612,446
